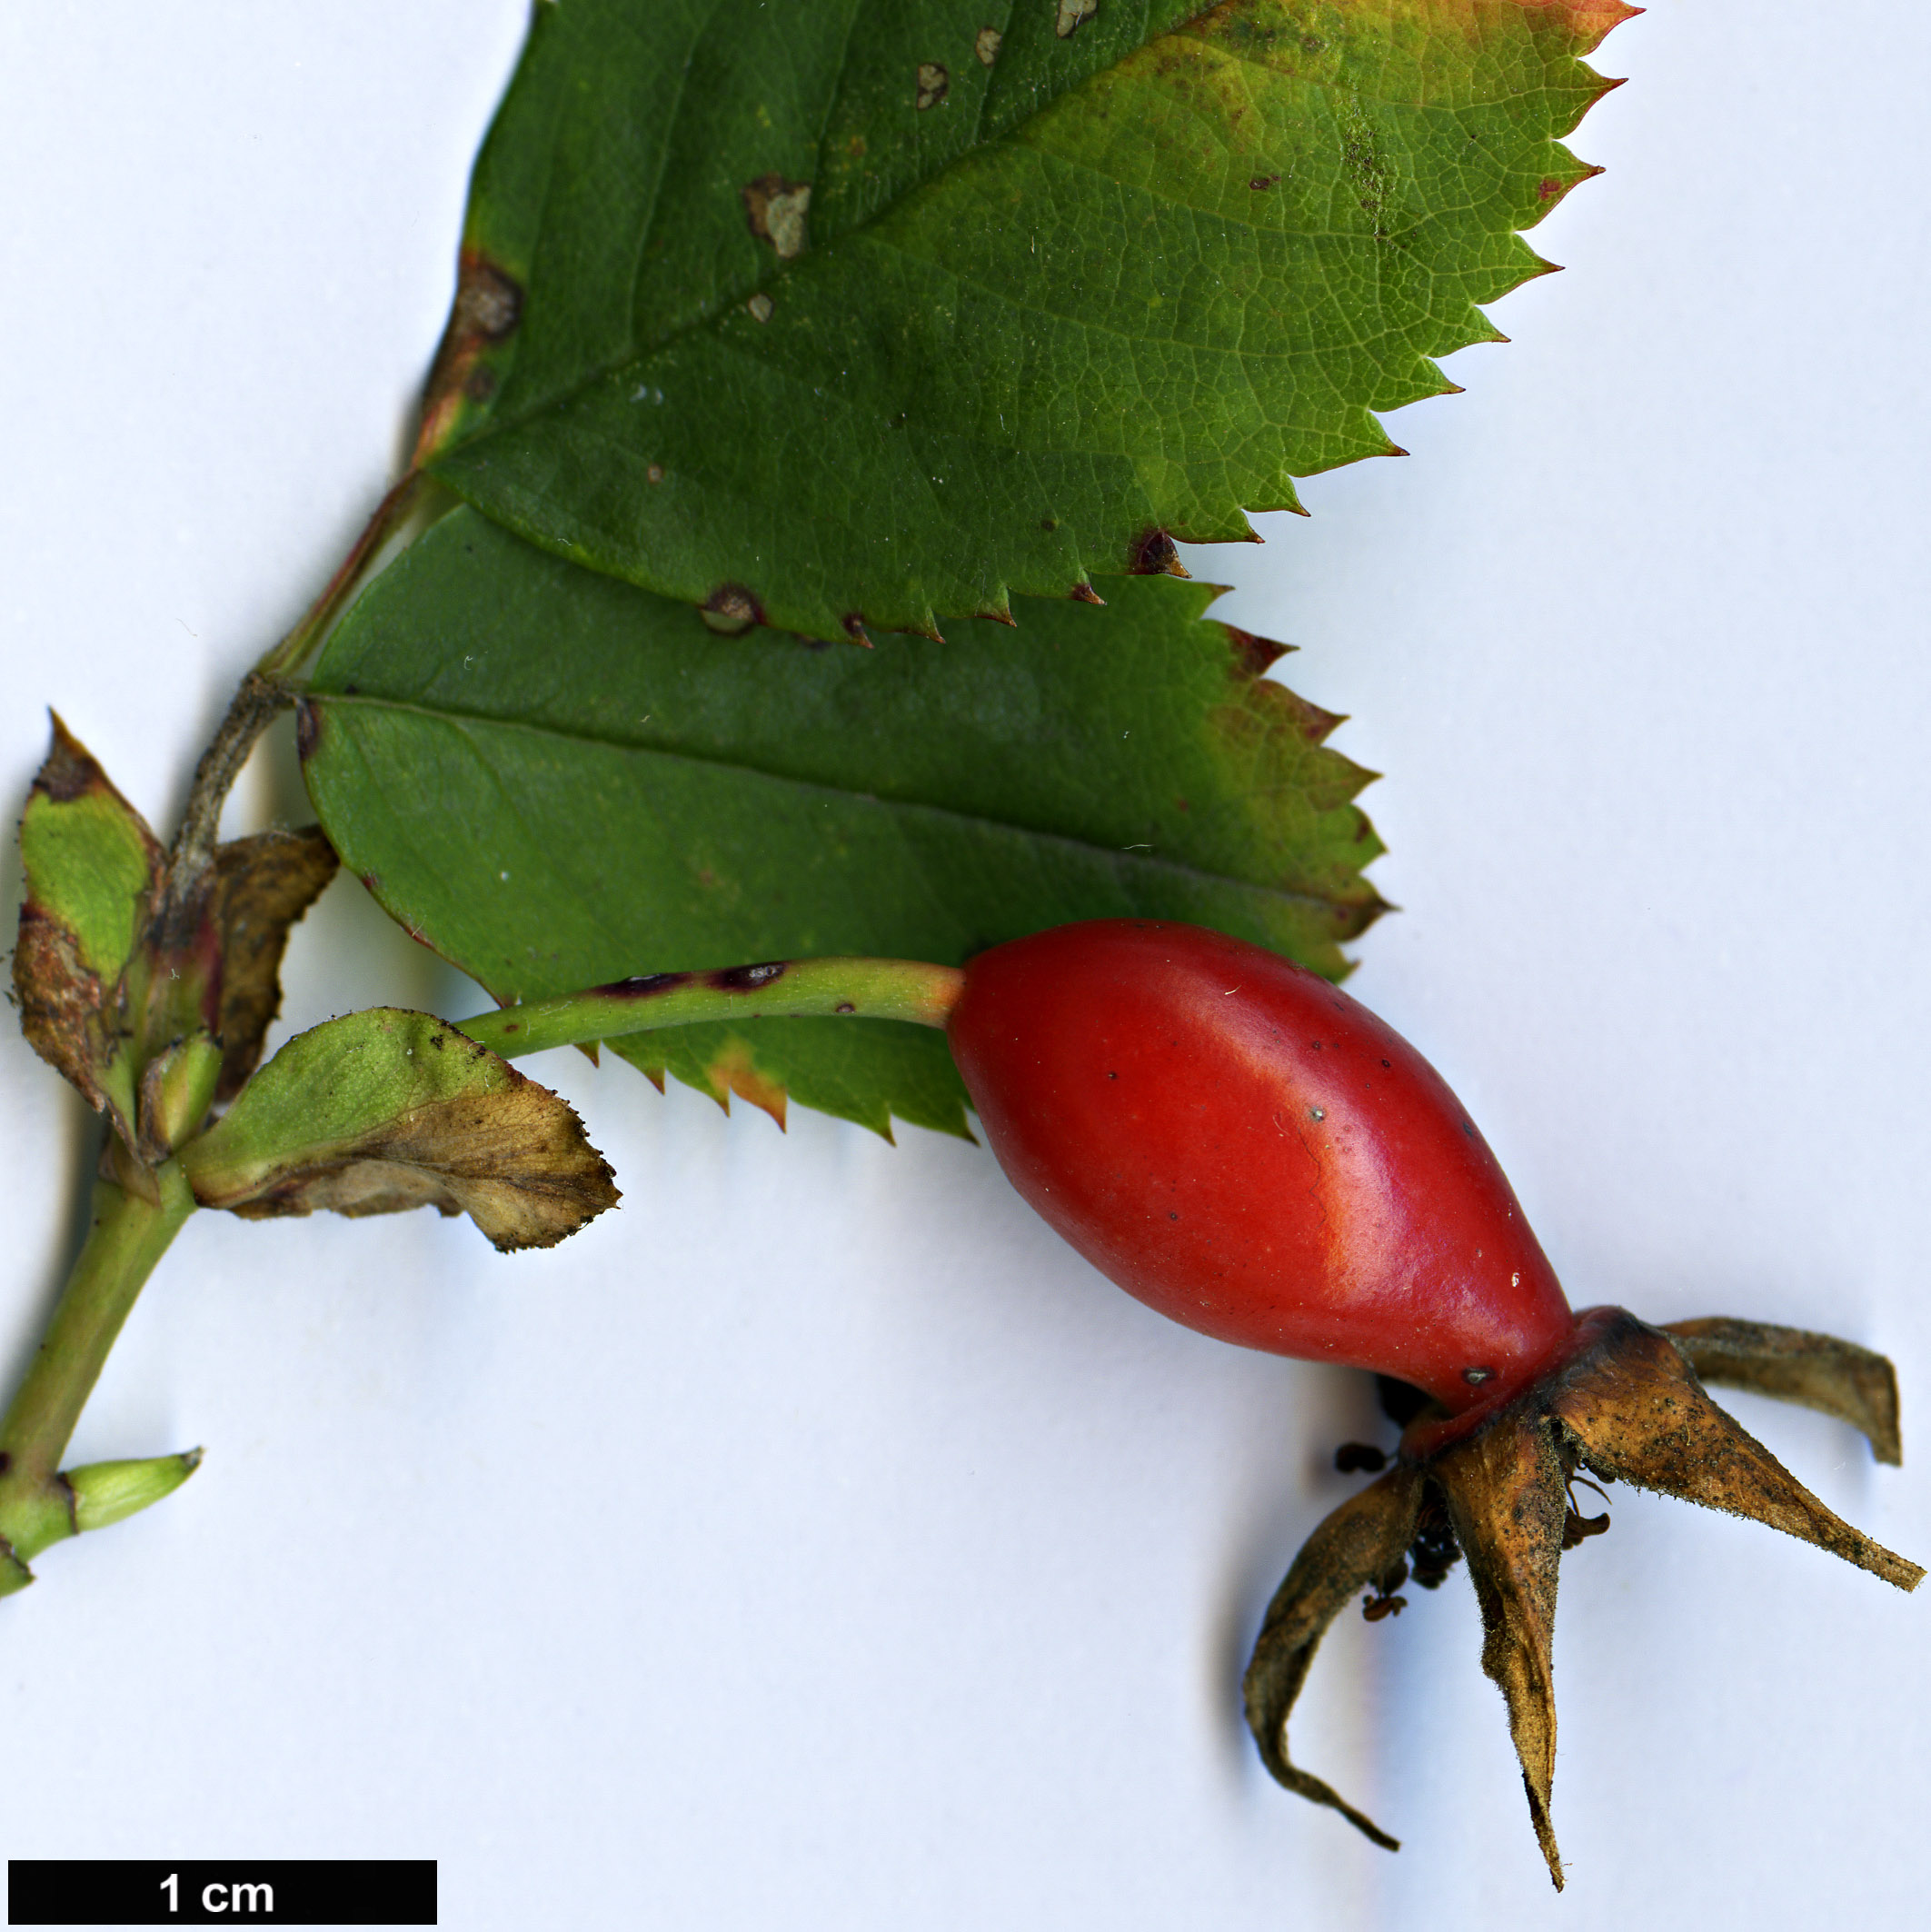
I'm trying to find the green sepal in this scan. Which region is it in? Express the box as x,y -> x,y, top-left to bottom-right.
66,1449 -> 204,1535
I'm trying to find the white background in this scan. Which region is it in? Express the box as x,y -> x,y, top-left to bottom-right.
4,4 -> 1929,1927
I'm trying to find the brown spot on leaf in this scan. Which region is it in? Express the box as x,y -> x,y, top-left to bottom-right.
841,613 -> 874,647
1056,0 -> 1098,37
916,63 -> 950,110
1249,173 -> 1282,191
1070,581 -> 1105,605
13,904 -> 124,1130
294,699 -> 320,763
413,250 -> 524,465
975,26 -> 1002,65
647,463 -> 665,484
747,292 -> 774,324
701,585 -> 763,635
1132,528 -> 1190,578
211,826 -> 339,1102
742,174 -> 811,261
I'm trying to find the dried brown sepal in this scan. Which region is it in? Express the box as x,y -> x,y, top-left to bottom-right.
1429,1410 -> 1571,1890
212,826 -> 339,1100
1548,1311 -> 1922,1591
1242,1464 -> 1422,1851
1253,1307 -> 1918,1881
1662,1316 -> 1902,1467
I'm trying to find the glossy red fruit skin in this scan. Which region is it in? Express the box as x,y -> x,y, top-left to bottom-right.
947,921 -> 1578,1413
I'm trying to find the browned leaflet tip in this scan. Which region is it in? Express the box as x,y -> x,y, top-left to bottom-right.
1131,529 -> 1190,577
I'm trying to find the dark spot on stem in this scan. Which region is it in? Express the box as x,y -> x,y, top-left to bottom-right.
712,961 -> 788,992
294,700 -> 320,762
594,971 -> 692,1000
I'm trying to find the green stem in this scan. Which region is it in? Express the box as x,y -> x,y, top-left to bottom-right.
454,956 -> 966,1061
0,1165 -> 195,1579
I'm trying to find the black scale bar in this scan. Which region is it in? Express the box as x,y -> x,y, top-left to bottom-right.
7,1861 -> 434,1926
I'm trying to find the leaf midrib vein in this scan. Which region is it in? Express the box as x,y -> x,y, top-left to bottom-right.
317,690 -> 1360,913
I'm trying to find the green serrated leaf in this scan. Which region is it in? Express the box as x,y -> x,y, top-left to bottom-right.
181,1007 -> 619,1252
423,0 -> 1629,640
17,718 -> 161,990
13,716 -> 164,1135
299,506 -> 1385,1136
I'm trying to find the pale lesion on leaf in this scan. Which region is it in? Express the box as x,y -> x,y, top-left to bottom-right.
413,247 -> 526,467
741,174 -> 812,261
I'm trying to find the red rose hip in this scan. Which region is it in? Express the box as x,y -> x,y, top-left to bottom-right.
947,919 -> 1573,1409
